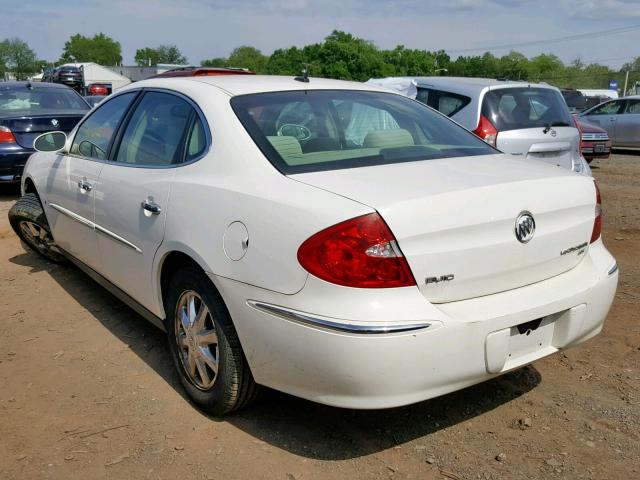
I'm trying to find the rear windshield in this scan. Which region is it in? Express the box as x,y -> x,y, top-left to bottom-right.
0,87 -> 89,112
231,90 -> 496,174
561,90 -> 587,110
482,87 -> 573,132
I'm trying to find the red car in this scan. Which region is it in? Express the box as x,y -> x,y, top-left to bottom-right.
576,119 -> 611,163
151,67 -> 255,78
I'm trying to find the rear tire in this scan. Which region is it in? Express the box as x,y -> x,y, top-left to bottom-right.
8,193 -> 66,264
165,266 -> 260,415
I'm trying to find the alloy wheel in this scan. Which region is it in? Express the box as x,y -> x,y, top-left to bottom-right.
175,290 -> 220,390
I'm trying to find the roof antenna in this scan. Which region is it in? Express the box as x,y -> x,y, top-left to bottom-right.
294,64 -> 310,83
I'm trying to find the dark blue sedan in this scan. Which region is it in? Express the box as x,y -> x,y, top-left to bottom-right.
0,82 -> 89,183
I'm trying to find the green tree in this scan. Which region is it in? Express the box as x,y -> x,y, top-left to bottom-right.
201,57 -> 228,68
0,38 -> 39,80
135,45 -> 187,66
60,33 -> 122,65
226,46 -> 267,72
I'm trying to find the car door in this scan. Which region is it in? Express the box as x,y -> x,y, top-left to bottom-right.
44,91 -> 137,268
581,99 -> 626,142
93,90 -> 204,311
615,99 -> 640,147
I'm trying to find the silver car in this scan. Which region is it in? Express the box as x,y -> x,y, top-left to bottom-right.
367,77 -> 589,174
578,96 -> 640,148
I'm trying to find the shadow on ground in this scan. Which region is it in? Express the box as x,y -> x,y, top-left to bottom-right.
10,249 -> 541,461
0,183 -> 20,200
612,148 -> 640,156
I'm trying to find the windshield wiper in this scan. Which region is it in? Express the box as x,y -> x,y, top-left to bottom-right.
543,121 -> 571,133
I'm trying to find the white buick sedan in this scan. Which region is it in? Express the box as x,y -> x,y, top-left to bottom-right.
10,75 -> 618,415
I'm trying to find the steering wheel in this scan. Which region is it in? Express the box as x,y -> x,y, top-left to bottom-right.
277,123 -> 312,142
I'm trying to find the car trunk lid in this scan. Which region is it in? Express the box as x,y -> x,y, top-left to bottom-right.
0,112 -> 85,149
497,126 -> 579,171
291,154 -> 596,303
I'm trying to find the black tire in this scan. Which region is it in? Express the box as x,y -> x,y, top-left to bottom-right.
8,193 -> 66,264
165,265 -> 260,415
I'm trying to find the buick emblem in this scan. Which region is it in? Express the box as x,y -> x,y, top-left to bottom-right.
515,211 -> 535,244
51,119 -> 59,127
550,129 -> 557,137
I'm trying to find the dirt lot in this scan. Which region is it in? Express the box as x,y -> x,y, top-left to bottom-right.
0,153 -> 638,480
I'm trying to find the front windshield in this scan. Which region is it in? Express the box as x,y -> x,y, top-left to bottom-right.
0,87 -> 89,112
231,90 -> 497,174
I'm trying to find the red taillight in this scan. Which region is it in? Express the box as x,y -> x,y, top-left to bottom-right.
573,116 -> 582,133
297,213 -> 416,288
89,85 -> 108,95
473,114 -> 498,147
590,182 -> 602,243
0,126 -> 16,144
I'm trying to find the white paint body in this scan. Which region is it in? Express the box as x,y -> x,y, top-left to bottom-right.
22,76 -> 618,409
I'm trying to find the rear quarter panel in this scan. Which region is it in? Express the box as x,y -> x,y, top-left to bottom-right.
152,84 -> 372,314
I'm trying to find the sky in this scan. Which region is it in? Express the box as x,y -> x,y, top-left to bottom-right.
4,0 -> 639,68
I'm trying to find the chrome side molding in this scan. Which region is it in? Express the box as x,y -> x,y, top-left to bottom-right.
49,202 -> 142,253
247,300 -> 431,334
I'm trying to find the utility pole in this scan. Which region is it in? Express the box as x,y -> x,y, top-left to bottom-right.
623,70 -> 629,96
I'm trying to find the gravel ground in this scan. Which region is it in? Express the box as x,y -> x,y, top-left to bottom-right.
0,152 -> 638,480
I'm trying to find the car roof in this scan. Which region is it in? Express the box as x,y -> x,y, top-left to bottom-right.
125,75 -> 394,97
385,76 -> 557,96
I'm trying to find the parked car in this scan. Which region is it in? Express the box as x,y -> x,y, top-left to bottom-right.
561,89 -> 588,113
0,82 -> 90,183
10,76 -> 617,415
51,65 -> 84,92
578,96 -> 640,148
83,95 -> 107,108
151,66 -> 255,78
366,77 -> 590,174
576,120 -> 611,162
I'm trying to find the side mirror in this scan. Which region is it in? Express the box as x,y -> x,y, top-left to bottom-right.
33,131 -> 67,152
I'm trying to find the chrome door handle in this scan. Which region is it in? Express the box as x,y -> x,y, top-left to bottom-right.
141,199 -> 162,215
77,180 -> 92,192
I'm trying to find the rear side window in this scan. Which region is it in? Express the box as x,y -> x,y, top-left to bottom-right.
625,100 -> 640,114
71,92 -> 136,160
482,87 -> 573,132
114,92 -> 194,166
416,88 -> 471,117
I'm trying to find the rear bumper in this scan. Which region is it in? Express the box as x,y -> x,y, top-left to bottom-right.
581,140 -> 612,161
0,147 -> 32,183
214,239 -> 617,409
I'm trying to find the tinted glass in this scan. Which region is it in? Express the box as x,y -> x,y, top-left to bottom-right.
231,90 -> 496,174
625,100 -> 640,114
0,87 -> 89,112
482,87 -> 573,132
416,88 -> 471,117
561,90 -> 587,109
71,92 -> 136,160
114,92 -> 193,166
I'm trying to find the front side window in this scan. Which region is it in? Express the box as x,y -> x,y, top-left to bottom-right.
231,90 -> 496,174
589,100 -> 625,116
71,92 -> 136,160
482,87 -> 573,132
114,92 -> 195,166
